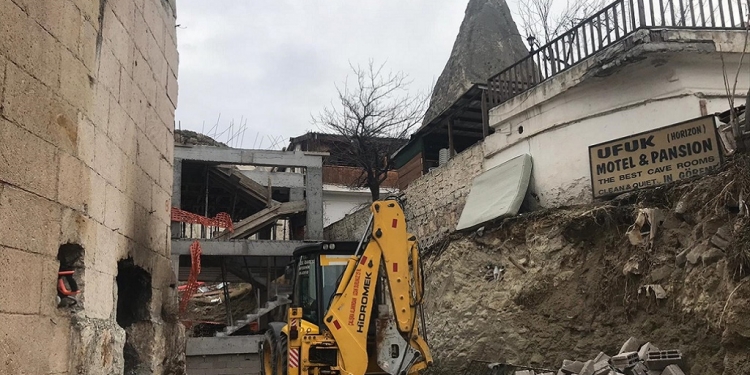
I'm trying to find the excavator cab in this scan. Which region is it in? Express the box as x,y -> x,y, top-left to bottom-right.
288,242 -> 361,327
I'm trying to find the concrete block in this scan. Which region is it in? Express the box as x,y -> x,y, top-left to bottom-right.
611,352 -> 639,370
645,350 -> 683,371
39,255 -> 63,317
0,184 -> 62,256
515,370 -> 535,375
164,31 -> 179,75
97,46 -> 122,97
76,118 -> 97,168
144,111 -> 167,157
94,227 -> 128,276
166,69 -> 178,106
104,182 -> 128,233
108,97 -> 138,159
83,268 -> 115,319
158,150 -> 173,191
0,246 -> 43,314
93,220 -> 128,273
137,130 -> 161,181
78,18 -> 99,71
152,186 -> 170,221
660,364 -> 685,375
3,62 -> 77,151
86,84 -> 111,133
625,363 -> 648,375
95,130 -> 124,189
60,49 -> 95,109
593,352 -> 610,364
118,72 -> 141,123
561,360 -> 585,374
0,313 -> 71,374
638,342 -> 659,361
102,9 -> 133,71
619,337 -> 642,354
108,0 -> 135,32
579,360 -> 595,375
87,169 -> 107,223
155,83 -> 175,127
142,0 -> 166,48
71,0 -> 100,26
133,49 -> 157,105
133,168 -> 154,212
144,28 -> 167,83
0,119 -> 59,200
58,153 -> 90,211
16,0 -> 81,52
591,361 -> 610,375
0,0 -> 60,87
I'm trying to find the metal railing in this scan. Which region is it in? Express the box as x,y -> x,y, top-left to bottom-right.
487,0 -> 747,107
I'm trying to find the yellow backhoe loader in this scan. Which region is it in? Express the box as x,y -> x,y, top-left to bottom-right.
261,198 -> 432,375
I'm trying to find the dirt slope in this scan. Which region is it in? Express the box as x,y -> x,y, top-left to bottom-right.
423,156 -> 750,375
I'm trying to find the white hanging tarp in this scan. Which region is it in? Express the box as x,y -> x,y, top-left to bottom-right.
456,154 -> 532,231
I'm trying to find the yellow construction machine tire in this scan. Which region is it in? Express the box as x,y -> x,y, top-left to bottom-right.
261,323 -> 287,375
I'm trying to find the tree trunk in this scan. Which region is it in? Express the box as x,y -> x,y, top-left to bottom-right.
368,177 -> 380,201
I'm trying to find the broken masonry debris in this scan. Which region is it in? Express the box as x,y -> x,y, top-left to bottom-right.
638,285 -> 667,300
644,350 -> 684,371
637,342 -> 659,361
619,337 -> 643,354
560,359 -> 585,374
660,364 -> 686,375
611,352 -> 639,370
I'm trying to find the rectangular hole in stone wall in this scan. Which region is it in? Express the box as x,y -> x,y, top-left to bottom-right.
57,243 -> 84,309
116,258 -> 153,374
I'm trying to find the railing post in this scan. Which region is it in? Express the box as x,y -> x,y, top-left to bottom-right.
637,0 -> 647,26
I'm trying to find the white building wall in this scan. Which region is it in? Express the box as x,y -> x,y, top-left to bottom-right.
485,30 -> 749,207
323,185 -> 395,227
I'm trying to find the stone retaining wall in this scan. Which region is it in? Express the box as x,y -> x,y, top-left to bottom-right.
324,142 -> 484,250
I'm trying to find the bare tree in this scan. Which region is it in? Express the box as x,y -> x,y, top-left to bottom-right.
517,0 -> 606,47
313,60 -> 427,201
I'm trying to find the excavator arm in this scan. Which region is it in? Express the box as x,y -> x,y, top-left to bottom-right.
323,199 -> 432,375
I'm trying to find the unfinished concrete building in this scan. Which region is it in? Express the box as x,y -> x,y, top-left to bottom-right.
0,0 -> 182,373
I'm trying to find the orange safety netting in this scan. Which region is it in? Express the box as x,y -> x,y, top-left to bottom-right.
171,207 -> 234,232
179,240 -> 202,314
171,208 -> 234,315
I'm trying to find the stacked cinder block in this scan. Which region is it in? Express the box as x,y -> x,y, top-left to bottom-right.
540,338 -> 687,375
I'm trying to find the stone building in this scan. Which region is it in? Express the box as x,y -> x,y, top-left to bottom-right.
0,0 -> 182,373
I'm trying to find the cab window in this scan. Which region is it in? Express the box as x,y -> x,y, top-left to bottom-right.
295,255 -> 318,324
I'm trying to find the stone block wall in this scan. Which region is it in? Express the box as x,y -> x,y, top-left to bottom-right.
402,143 -> 484,249
0,0 -> 183,374
324,143 -> 484,250
187,354 -> 261,375
324,203 -> 371,241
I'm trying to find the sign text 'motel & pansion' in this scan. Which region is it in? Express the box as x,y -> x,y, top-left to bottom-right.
588,116 -> 722,198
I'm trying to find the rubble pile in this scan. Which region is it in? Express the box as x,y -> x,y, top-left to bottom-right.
508,337 -> 687,375
423,155 -> 750,375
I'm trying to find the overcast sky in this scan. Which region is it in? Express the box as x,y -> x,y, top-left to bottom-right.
176,0 -> 482,148
175,1 -> 518,149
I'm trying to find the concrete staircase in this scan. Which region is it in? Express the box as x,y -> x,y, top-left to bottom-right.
215,296 -> 291,337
